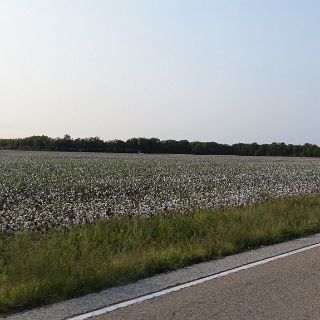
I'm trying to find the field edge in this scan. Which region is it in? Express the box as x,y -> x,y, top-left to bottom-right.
2,194 -> 320,315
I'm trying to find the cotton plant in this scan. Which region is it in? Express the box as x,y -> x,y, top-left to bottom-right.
1,151 -> 320,233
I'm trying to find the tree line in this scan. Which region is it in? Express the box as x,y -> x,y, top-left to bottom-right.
0,135 -> 320,157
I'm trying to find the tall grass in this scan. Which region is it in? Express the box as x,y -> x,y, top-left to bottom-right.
2,195 -> 320,315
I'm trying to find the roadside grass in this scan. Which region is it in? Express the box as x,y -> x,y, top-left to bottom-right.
2,195 -> 320,314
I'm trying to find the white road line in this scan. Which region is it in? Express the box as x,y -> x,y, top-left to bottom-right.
68,242 -> 320,320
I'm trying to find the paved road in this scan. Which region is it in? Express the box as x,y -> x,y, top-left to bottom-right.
96,246 -> 320,320
6,234 -> 320,320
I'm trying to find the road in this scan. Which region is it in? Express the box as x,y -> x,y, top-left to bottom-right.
6,234 -> 320,320
96,246 -> 320,320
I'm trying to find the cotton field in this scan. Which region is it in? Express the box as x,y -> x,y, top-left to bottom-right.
1,151 -> 320,233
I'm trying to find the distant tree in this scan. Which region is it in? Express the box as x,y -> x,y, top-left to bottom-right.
63,134 -> 72,140
1,135 -> 320,157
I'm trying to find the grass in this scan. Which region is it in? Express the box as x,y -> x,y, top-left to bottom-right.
2,195 -> 320,315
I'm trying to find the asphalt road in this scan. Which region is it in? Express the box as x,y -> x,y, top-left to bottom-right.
6,234 -> 320,320
96,246 -> 320,320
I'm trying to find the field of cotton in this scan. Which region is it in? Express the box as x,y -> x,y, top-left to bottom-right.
3,151 -> 320,314
1,151 -> 320,233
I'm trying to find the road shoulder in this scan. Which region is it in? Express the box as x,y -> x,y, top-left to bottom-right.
5,233 -> 320,320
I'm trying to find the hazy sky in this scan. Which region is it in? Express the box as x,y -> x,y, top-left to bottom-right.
1,1 -> 319,144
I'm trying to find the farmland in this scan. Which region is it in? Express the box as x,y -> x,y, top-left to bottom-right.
1,151 -> 320,233
2,151 -> 320,314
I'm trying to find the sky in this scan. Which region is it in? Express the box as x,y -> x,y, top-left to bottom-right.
0,0 -> 319,144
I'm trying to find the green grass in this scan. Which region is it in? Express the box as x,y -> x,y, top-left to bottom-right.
2,195 -> 320,315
